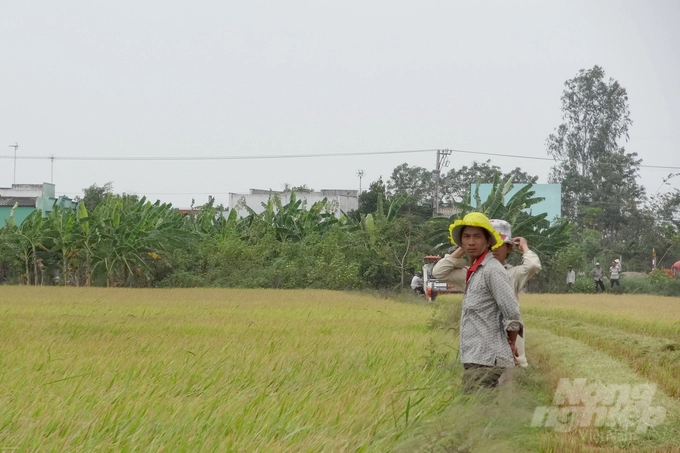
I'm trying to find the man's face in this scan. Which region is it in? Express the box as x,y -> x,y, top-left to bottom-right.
461,226 -> 490,260
492,242 -> 512,263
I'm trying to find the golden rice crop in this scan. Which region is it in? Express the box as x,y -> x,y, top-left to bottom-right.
0,287 -> 453,452
2,288 -> 679,452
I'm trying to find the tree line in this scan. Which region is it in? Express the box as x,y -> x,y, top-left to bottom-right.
1,65 -> 678,293
0,175 -> 574,291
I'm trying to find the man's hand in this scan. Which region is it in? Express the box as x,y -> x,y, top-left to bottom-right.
508,338 -> 519,365
507,330 -> 520,364
513,236 -> 529,253
451,246 -> 465,259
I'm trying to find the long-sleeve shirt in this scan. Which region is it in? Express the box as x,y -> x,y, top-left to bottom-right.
432,249 -> 540,367
432,250 -> 541,295
591,267 -> 604,281
610,264 -> 620,279
566,270 -> 576,284
456,253 -> 523,368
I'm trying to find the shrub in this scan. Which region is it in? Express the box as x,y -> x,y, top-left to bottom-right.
572,276 -> 596,293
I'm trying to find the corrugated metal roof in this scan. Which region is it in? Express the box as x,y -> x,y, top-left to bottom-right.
0,197 -> 37,207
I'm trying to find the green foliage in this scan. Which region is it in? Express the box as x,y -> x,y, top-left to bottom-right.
439,159 -> 538,206
566,273 -> 680,296
77,181 -> 114,212
387,163 -> 432,207
283,183 -> 314,193
541,243 -> 588,292
357,177 -> 386,216
0,192 -> 191,287
2,157 -> 673,296
547,65 -> 644,245
648,269 -> 670,285
447,176 -> 572,261
571,276 -> 597,294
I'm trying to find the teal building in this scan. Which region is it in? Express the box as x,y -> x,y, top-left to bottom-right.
0,183 -> 76,228
472,183 -> 562,223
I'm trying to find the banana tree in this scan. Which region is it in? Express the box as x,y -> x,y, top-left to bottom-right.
92,195 -> 189,287
240,192 -> 340,243
2,208 -> 51,285
48,205 -> 81,285
430,176 -> 571,259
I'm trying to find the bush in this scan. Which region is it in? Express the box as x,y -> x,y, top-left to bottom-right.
649,269 -> 670,285
571,276 -> 596,293
156,270 -> 205,288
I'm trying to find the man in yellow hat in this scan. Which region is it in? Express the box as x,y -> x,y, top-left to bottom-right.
435,212 -> 523,393
433,218 -> 541,370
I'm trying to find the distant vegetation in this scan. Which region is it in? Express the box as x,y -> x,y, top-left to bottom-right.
1,66 -> 678,294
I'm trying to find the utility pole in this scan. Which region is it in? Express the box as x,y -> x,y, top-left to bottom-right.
9,143 -> 19,185
357,170 -> 364,195
50,156 -> 55,183
432,149 -> 451,217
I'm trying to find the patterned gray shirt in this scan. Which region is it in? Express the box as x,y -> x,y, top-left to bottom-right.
460,253 -> 523,368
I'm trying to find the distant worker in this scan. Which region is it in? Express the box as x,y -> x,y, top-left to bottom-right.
591,263 -> 605,292
566,266 -> 576,290
411,272 -> 424,295
610,259 -> 621,288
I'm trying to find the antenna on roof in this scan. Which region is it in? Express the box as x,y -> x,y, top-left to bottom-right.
357,170 -> 364,195
9,143 -> 18,185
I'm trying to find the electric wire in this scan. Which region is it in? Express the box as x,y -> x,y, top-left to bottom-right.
0,148 -> 677,169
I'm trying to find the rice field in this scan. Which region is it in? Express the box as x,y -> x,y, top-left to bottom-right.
0,287 -> 456,452
0,288 -> 679,452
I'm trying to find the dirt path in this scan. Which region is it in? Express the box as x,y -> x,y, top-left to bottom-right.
527,328 -> 680,452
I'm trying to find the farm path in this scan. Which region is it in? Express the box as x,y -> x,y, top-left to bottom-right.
527,327 -> 680,451
525,308 -> 680,400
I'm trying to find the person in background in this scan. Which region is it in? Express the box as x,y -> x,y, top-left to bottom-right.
434,212 -> 523,393
591,263 -> 606,292
410,272 -> 424,295
566,266 -> 576,290
610,259 -> 621,288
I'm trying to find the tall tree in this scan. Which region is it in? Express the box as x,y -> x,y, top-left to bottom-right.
78,182 -> 114,212
387,163 -> 432,206
357,177 -> 387,215
546,66 -> 644,242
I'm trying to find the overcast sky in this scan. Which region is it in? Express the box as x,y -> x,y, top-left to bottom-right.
1,0 -> 679,208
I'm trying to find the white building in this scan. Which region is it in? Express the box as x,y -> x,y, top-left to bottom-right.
229,189 -> 359,219
0,183 -> 46,198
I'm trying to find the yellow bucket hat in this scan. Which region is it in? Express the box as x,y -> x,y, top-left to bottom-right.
448,212 -> 503,250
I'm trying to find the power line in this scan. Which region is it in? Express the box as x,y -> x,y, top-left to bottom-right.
0,147 -> 678,170
0,148 -> 437,161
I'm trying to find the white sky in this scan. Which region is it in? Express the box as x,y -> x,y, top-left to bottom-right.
1,0 -> 679,208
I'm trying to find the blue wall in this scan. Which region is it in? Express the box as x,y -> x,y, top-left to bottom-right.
472,184 -> 562,223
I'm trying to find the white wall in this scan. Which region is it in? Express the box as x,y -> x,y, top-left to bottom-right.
229,192 -> 358,219
0,184 -> 44,198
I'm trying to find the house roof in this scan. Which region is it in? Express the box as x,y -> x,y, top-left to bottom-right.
0,197 -> 37,207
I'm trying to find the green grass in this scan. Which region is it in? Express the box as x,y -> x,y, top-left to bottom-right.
432,294 -> 680,452
528,329 -> 680,452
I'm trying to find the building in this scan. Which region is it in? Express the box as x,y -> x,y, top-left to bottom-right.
229,189 -> 359,219
0,183 -> 76,228
471,183 -> 562,222
436,206 -> 462,218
